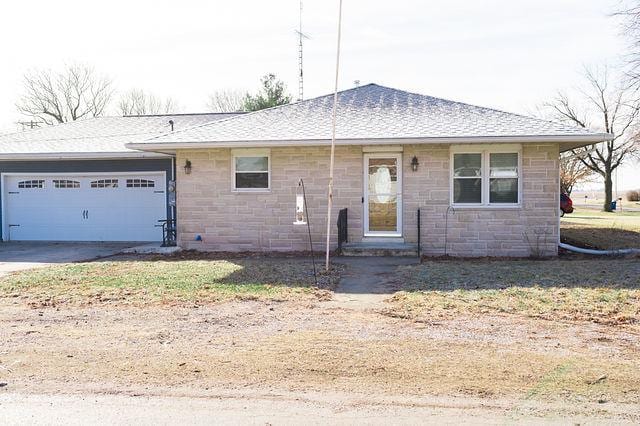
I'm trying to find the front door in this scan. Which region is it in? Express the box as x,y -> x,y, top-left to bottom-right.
364,153 -> 402,236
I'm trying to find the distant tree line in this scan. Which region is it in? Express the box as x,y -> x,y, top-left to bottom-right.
15,64 -> 292,126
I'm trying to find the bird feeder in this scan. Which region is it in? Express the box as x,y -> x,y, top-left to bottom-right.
293,181 -> 307,225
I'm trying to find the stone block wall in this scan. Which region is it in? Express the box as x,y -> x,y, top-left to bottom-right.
175,142 -> 559,256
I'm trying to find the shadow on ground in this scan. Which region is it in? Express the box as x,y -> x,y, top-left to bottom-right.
394,256 -> 640,292
561,227 -> 640,250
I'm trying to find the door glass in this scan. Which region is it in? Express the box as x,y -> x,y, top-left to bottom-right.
368,158 -> 398,232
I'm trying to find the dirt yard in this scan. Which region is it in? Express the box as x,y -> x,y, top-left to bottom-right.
1,254 -> 639,423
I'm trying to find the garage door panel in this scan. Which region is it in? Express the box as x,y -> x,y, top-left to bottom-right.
4,174 -> 166,242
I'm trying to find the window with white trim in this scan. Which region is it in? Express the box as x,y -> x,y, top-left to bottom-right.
53,179 -> 80,189
451,148 -> 520,206
489,153 -> 519,203
453,153 -> 482,203
18,180 -> 44,189
232,150 -> 270,191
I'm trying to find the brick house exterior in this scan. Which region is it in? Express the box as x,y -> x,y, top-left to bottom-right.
129,84 -> 611,257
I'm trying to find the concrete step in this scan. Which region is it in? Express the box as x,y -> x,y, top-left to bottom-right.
340,242 -> 419,257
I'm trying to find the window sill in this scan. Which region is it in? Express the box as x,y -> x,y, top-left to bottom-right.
232,189 -> 271,193
451,204 -> 522,210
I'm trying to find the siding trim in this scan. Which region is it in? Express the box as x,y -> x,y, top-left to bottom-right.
128,133 -> 612,151
0,152 -> 170,160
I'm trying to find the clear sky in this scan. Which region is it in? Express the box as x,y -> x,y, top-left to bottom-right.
0,0 -> 638,190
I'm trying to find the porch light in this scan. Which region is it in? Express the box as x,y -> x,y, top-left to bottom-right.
411,156 -> 419,172
183,159 -> 192,175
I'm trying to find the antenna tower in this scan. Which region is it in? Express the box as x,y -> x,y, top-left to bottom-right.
295,0 -> 310,101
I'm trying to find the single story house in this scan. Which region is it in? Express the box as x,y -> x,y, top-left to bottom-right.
124,84 -> 611,257
0,113 -> 236,242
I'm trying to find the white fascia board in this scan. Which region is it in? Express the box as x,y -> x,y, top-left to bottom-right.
127,133 -> 613,151
0,151 -> 172,160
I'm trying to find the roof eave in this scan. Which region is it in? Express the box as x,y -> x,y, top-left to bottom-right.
0,151 -> 172,161
127,133 -> 614,151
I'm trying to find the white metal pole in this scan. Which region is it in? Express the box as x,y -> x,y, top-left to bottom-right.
325,0 -> 343,271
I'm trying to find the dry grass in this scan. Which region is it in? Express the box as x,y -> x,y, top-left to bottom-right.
3,306 -> 640,403
387,258 -> 640,325
222,331 -> 640,403
2,252 -> 640,412
0,254 -> 337,306
561,207 -> 640,249
389,288 -> 640,325
3,302 -> 639,406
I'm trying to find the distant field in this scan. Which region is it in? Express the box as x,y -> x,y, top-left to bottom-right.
571,191 -> 640,211
561,205 -> 640,249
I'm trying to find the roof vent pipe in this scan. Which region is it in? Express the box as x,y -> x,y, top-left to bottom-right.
169,120 -> 174,131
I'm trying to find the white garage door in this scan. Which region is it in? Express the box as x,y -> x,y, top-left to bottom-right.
3,173 -> 167,242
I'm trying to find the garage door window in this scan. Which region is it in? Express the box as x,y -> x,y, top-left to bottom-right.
53,180 -> 80,189
18,180 -> 44,189
126,178 -> 155,188
91,179 -> 119,188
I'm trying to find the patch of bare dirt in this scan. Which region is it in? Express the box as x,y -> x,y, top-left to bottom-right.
1,295 -> 639,423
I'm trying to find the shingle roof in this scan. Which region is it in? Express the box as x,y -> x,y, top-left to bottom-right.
132,84 -> 605,147
0,113 -> 240,159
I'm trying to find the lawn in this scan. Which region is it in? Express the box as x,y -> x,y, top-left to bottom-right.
0,253 -> 336,306
387,258 -> 640,325
1,254 -> 640,417
561,206 -> 640,249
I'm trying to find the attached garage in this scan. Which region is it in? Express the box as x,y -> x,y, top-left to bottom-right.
0,113 -> 239,242
2,172 -> 166,241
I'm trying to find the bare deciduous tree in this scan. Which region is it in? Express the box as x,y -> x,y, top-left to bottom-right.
615,2 -> 640,85
118,89 -> 179,115
545,67 -> 640,211
16,64 -> 113,125
206,89 -> 245,112
559,151 -> 596,195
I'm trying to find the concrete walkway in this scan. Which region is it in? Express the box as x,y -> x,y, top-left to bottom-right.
329,256 -> 419,310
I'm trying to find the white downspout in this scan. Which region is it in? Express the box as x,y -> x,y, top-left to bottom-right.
559,242 -> 640,256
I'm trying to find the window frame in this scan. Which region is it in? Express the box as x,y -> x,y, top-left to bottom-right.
53,179 -> 80,189
18,179 -> 45,189
91,178 -> 119,189
126,178 -> 155,188
231,148 -> 271,192
450,144 -> 522,208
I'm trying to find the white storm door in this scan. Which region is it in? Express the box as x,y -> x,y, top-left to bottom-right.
363,153 -> 402,236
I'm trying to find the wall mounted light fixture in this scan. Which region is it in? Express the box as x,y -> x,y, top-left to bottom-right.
184,159 -> 192,174
411,156 -> 419,172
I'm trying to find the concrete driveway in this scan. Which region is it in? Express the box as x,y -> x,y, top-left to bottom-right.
0,242 -> 139,277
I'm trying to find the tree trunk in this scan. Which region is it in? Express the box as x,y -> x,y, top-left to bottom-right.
603,170 -> 613,212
